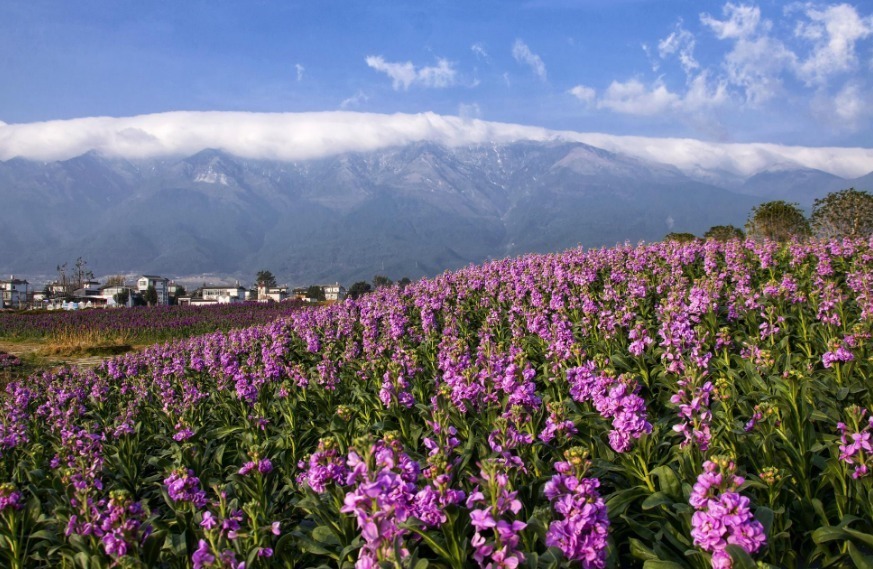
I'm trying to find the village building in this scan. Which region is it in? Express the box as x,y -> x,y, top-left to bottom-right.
321,282 -> 347,301
0,276 -> 30,309
137,275 -> 170,305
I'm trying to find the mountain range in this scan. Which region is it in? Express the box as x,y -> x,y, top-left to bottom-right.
0,139 -> 870,285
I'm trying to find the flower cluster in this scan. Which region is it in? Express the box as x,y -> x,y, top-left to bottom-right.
0,482 -> 22,512
670,377 -> 714,451
99,490 -> 151,557
567,363 -> 651,452
466,459 -> 528,569
238,457 -> 273,476
690,458 -> 766,567
340,436 -> 421,568
544,448 -> 610,568
296,438 -> 348,493
837,406 -> 873,478
164,468 -> 208,509
538,401 -> 578,444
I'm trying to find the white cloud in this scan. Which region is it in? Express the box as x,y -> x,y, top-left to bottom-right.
458,102 -> 482,120
340,90 -> 369,109
471,42 -> 490,62
701,3 -> 763,40
0,111 -> 871,179
365,56 -> 456,90
295,63 -> 305,81
597,79 -> 680,115
701,3 -> 797,106
512,39 -> 547,81
794,3 -> 873,85
568,85 -> 596,106
658,23 -> 699,75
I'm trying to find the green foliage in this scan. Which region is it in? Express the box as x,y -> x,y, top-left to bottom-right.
144,285 -> 158,306
347,281 -> 372,299
703,224 -> 745,241
664,232 -> 697,243
372,275 -> 393,289
811,188 -> 873,239
256,270 -> 277,288
306,285 -> 326,302
745,200 -> 810,241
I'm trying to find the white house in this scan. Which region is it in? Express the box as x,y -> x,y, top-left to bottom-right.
137,275 -> 170,305
257,283 -> 289,302
201,283 -> 247,304
321,282 -> 347,302
0,277 -> 30,309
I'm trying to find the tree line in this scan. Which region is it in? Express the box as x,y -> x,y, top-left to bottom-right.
666,188 -> 873,243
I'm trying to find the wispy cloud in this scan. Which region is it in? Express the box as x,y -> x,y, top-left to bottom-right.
793,3 -> 873,86
0,111 -> 871,179
568,85 -> 596,106
512,39 -> 547,81
295,63 -> 305,81
339,90 -> 369,109
365,56 -> 456,90
471,42 -> 490,62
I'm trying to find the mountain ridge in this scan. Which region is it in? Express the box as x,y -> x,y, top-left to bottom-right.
0,140 -> 869,285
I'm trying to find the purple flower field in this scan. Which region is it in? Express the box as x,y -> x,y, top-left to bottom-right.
2,239 -> 873,568
0,301 -> 307,345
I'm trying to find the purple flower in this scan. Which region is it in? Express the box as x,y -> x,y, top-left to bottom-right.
192,540 -> 215,569
690,459 -> 766,567
164,468 -> 208,509
544,452 -> 610,568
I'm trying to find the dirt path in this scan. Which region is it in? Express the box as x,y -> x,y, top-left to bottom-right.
0,340 -> 133,369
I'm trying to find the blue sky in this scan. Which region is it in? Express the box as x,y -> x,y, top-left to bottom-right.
1,1 -> 872,147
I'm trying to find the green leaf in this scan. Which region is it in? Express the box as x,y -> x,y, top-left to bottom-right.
312,525 -> 340,545
812,526 -> 846,544
848,542 -> 873,569
642,492 -> 674,510
755,506 -> 775,537
725,544 -> 758,569
650,465 -> 682,497
629,538 -> 659,561
642,561 -> 686,569
844,528 -> 873,548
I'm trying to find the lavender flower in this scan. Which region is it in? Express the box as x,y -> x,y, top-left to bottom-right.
544,449 -> 610,568
164,468 -> 208,509
689,458 -> 766,567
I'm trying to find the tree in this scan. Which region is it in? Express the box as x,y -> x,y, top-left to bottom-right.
811,188 -> 873,239
373,275 -> 393,289
106,275 -> 126,286
664,232 -> 697,243
398,277 -> 412,289
145,285 -> 158,306
114,289 -> 130,306
305,285 -> 326,302
704,225 -> 745,241
256,270 -> 277,288
347,281 -> 372,300
745,200 -> 810,242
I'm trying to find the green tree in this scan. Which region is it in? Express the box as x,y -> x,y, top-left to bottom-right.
347,281 -> 372,300
113,289 -> 130,306
664,232 -> 697,243
811,188 -> 873,239
703,225 -> 745,241
398,277 -> 412,289
145,285 -> 158,306
256,270 -> 277,288
745,200 -> 810,242
373,275 -> 393,289
305,285 -> 326,302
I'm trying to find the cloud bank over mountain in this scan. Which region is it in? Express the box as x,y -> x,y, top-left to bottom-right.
0,111 -> 871,179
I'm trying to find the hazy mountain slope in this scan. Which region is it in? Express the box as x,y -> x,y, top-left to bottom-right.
0,140 -> 792,284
